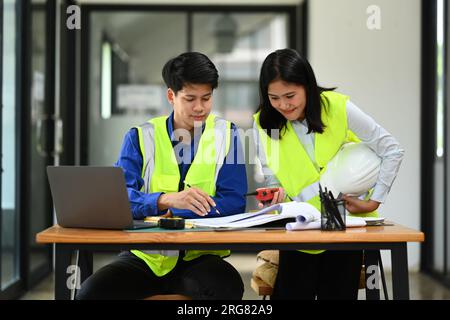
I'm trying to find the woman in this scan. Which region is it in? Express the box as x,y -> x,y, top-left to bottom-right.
253,48 -> 404,299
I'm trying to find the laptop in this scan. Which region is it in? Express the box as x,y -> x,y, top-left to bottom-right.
47,166 -> 157,230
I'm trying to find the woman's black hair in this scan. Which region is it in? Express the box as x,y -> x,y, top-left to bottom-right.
162,52 -> 218,94
258,48 -> 335,138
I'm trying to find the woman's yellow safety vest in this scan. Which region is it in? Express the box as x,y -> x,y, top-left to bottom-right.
254,91 -> 378,254
131,114 -> 231,276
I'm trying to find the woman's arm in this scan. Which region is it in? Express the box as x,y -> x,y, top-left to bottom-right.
253,124 -> 285,207
344,100 -> 405,212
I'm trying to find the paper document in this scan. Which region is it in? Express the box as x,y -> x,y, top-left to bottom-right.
186,203 -> 284,228
187,201 -> 367,230
286,215 -> 366,230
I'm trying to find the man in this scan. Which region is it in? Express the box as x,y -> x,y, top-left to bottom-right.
76,52 -> 247,300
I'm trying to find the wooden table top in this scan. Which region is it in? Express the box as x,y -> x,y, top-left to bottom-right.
36,222 -> 424,244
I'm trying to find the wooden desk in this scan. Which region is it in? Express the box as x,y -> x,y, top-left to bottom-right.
36,223 -> 424,300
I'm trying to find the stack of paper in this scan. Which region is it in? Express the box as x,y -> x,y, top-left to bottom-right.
186,201 -> 366,230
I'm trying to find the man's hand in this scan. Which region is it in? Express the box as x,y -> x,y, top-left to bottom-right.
257,187 -> 285,209
157,187 -> 216,216
342,195 -> 380,214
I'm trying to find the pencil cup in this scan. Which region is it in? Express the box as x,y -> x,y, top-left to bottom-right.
320,198 -> 346,231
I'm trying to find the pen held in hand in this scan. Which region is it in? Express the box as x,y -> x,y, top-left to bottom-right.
185,182 -> 220,215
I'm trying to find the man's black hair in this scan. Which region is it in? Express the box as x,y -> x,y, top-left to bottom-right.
162,52 -> 219,94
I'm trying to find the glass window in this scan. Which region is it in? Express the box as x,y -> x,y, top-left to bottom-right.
2,0 -> 19,289
193,12 -> 288,129
432,0 -> 445,274
437,0 -> 444,158
192,12 -> 289,209
28,1 -> 51,276
445,0 -> 450,279
88,12 -> 188,166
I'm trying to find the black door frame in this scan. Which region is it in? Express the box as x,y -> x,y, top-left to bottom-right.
18,0 -> 56,293
421,0 -> 450,289
59,0 -> 78,167
78,3 -> 306,165
420,0 -> 437,275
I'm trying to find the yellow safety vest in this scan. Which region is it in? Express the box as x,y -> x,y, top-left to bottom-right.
254,91 -> 378,253
131,114 -> 231,276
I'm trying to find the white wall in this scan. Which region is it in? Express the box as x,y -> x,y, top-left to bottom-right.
308,0 -> 421,270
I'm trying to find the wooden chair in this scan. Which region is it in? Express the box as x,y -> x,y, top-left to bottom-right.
251,251 -> 277,300
250,276 -> 273,300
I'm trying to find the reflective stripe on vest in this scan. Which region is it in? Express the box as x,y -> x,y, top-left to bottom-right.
132,114 -> 231,276
137,121 -> 155,194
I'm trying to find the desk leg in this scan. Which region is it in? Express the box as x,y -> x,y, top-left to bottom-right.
391,243 -> 410,300
71,250 -> 93,299
55,244 -> 73,300
77,250 -> 93,284
364,250 -> 381,300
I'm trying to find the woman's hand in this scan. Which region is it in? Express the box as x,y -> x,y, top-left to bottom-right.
342,195 -> 380,214
257,187 -> 285,209
157,188 -> 216,216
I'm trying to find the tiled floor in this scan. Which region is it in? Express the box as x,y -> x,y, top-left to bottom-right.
20,253 -> 450,300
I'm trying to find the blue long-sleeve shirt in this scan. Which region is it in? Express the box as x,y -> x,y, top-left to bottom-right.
115,113 -> 247,219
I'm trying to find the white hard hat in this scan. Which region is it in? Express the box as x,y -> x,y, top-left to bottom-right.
320,142 -> 381,196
